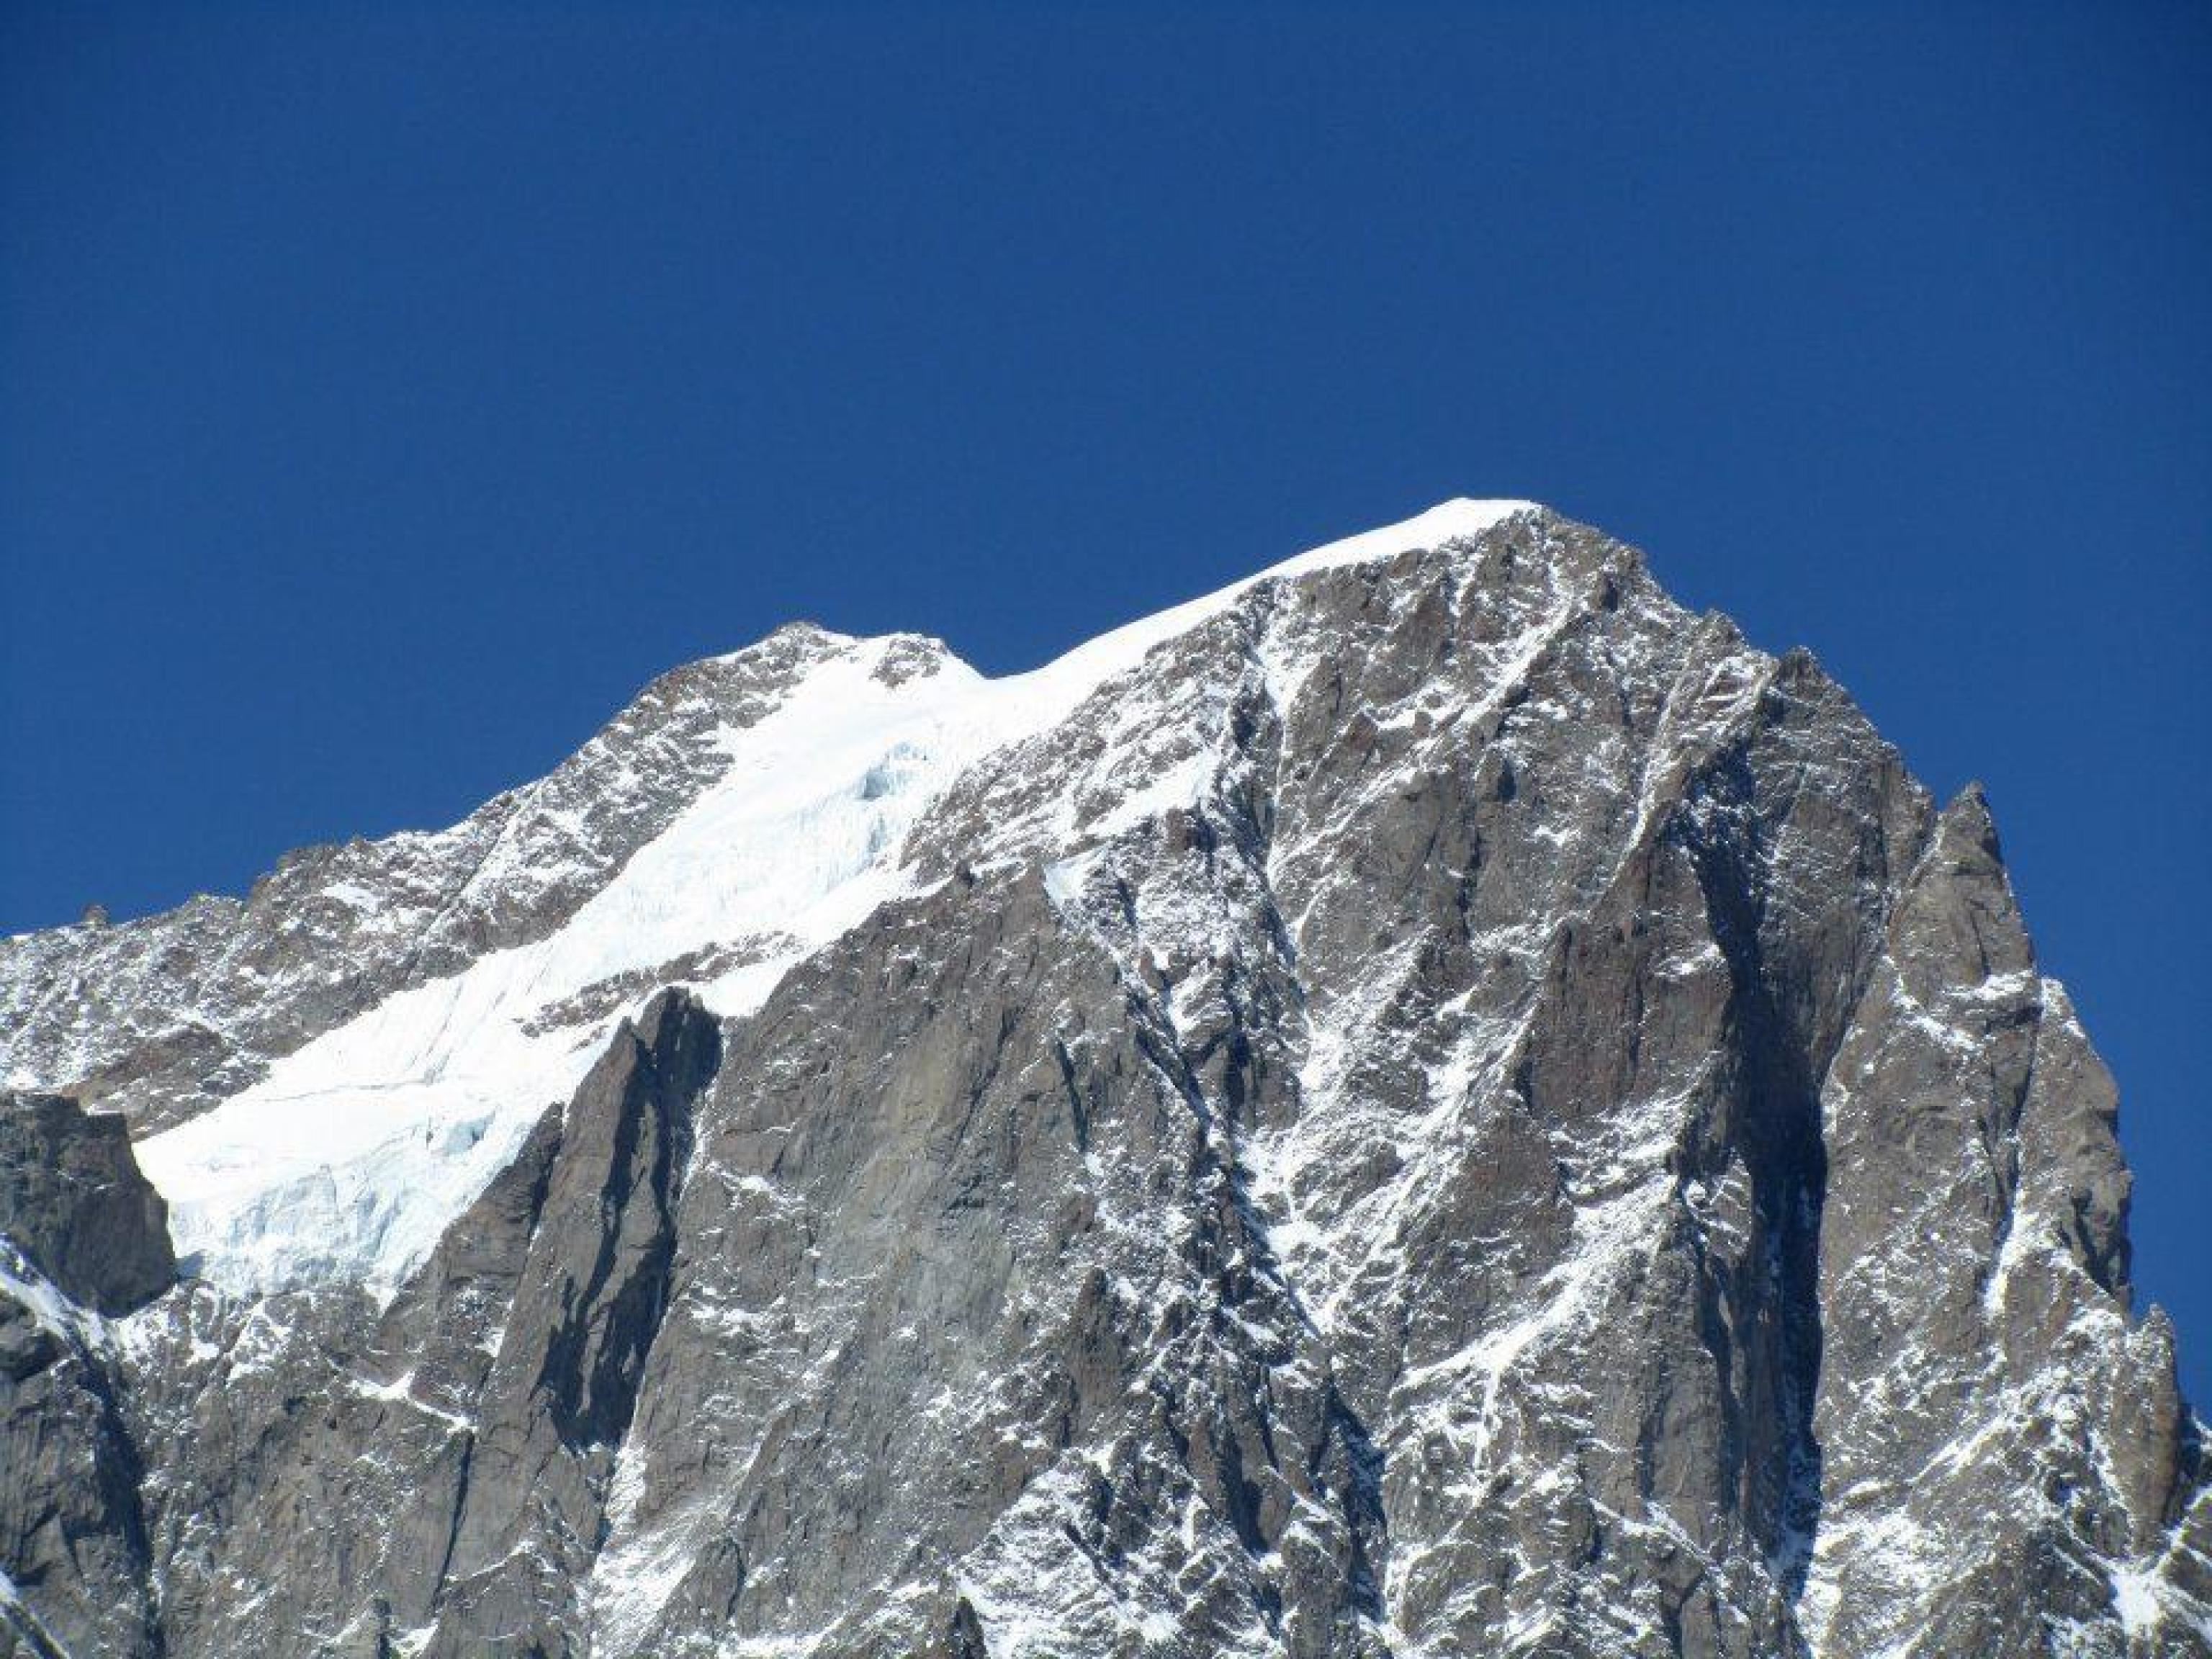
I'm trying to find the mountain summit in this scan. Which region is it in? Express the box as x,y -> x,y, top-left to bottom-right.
2,503 -> 2206,1657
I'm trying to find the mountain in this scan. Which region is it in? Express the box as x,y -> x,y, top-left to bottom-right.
1,501 -> 2206,1658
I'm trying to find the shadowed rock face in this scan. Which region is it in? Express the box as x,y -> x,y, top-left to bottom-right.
1,505 -> 2206,1657
0,1092 -> 174,1316
0,1093 -> 171,1659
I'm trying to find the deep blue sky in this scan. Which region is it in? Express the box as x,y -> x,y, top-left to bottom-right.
3,4 -> 2206,1394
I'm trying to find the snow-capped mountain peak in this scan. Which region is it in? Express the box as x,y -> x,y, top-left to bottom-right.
3,500 -> 2204,1659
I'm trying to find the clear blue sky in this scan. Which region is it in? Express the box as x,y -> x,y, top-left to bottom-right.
3,4 -> 2206,1396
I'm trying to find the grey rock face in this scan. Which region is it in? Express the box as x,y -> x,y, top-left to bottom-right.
0,623 -> 895,1133
0,1093 -> 174,1316
93,990 -> 722,1659
0,1094 -> 170,1659
0,503 -> 2204,1655
0,1325 -> 157,1659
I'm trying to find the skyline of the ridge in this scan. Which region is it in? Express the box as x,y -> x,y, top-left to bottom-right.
3,4 -> 2206,1402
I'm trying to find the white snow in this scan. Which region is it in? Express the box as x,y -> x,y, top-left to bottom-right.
135,500 -> 1539,1300
0,1245 -> 99,1348
137,639 -> 986,1298
2112,1565 -> 2163,1635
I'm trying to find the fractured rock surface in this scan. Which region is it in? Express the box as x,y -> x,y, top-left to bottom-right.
1,502 -> 2204,1655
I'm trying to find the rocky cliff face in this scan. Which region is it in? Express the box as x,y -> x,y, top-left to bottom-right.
1,502 -> 2205,1657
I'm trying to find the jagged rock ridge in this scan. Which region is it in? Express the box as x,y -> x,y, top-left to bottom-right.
0,501 -> 2205,1657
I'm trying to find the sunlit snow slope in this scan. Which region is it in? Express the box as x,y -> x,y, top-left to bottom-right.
130,499 -> 1537,1297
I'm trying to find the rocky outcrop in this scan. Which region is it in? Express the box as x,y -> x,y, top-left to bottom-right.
0,624 -> 868,1134
104,990 -> 722,1658
0,1092 -> 174,1316
428,987 -> 718,1656
0,1312 -> 156,1659
0,503 -> 2203,1655
0,1093 -> 171,1659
